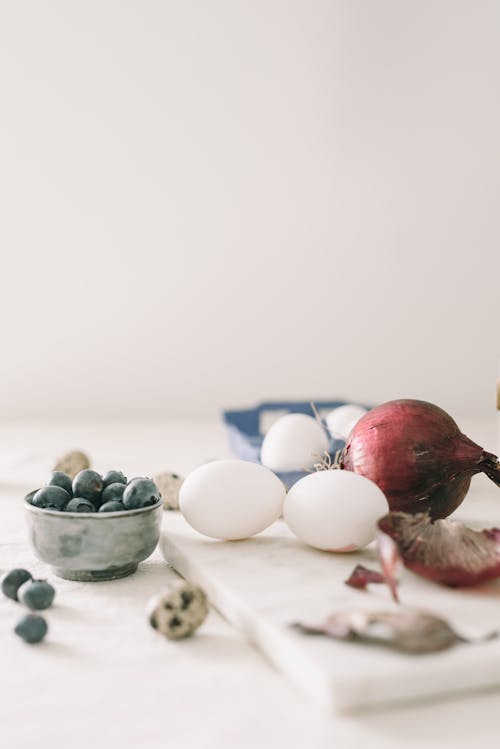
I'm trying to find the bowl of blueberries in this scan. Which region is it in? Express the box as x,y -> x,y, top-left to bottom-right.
25,469 -> 163,581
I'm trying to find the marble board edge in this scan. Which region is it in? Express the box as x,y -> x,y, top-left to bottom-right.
159,521 -> 500,714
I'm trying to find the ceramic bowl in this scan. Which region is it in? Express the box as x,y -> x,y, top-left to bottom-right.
24,491 -> 163,581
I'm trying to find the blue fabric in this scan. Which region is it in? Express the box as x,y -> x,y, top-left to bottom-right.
222,400 -> 367,488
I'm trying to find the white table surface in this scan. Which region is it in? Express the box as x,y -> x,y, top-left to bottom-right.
1,416 -> 500,749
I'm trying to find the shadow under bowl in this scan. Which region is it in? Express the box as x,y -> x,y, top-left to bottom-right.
24,492 -> 163,581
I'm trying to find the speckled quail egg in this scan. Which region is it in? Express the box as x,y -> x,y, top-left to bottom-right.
147,580 -> 208,640
153,471 -> 184,510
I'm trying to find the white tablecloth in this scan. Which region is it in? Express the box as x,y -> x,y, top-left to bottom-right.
1,417 -> 500,749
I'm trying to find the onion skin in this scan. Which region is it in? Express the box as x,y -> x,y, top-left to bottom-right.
340,399 -> 500,519
344,564 -> 386,590
292,608 -> 492,654
378,512 -> 500,590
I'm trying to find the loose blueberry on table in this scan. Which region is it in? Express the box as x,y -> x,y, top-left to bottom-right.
2,569 -> 55,644
15,614 -> 48,644
1,569 -> 33,601
18,580 -> 56,610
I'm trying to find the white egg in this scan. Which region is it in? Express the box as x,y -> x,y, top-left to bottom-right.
179,459 -> 285,540
326,404 -> 368,441
283,470 -> 388,551
260,413 -> 329,472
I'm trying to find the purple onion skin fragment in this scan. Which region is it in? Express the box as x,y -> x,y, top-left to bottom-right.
378,512 -> 500,589
344,565 -> 387,590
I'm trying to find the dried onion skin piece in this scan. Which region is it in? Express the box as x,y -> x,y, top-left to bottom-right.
377,512 -> 500,589
344,565 -> 387,590
292,608 -> 496,654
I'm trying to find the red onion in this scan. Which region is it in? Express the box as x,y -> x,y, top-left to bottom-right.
340,399 -> 500,519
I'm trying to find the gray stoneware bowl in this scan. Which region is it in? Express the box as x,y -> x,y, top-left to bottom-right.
24,491 -> 163,581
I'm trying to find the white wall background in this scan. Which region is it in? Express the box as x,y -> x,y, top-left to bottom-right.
0,1 -> 498,419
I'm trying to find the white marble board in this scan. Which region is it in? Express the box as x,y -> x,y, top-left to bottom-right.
161,511 -> 500,713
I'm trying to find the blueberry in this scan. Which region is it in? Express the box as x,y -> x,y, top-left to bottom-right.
15,614 -> 48,644
123,478 -> 160,509
18,580 -> 55,610
1,569 -> 33,601
99,500 -> 125,512
101,482 -> 125,503
32,486 -> 71,510
102,470 -> 127,487
47,471 -> 73,495
72,470 -> 103,505
65,497 -> 95,513
25,490 -> 37,505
